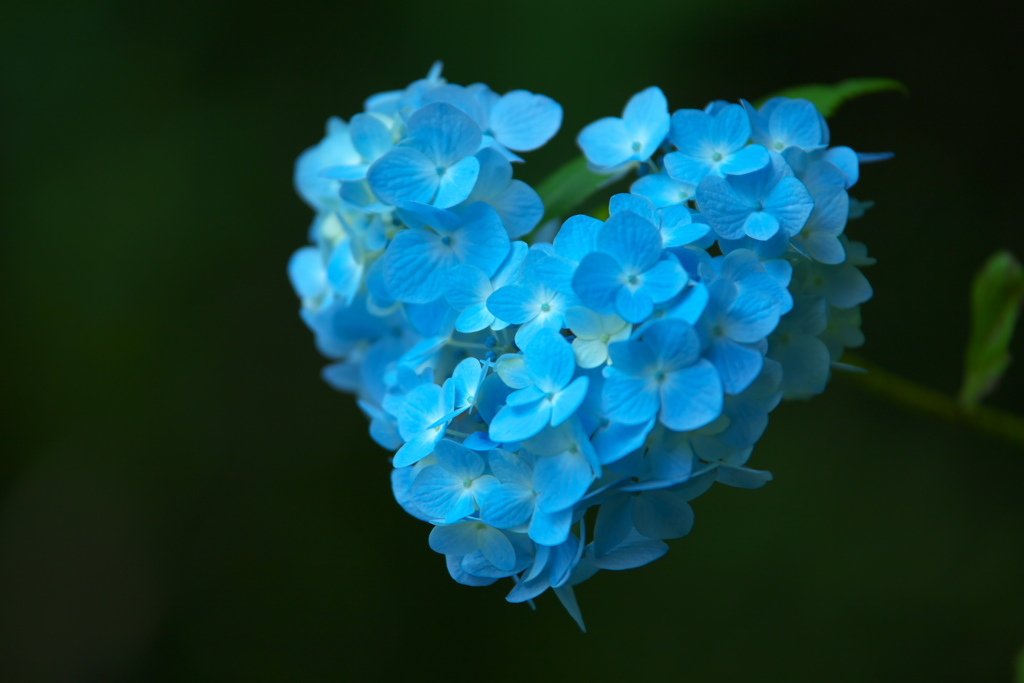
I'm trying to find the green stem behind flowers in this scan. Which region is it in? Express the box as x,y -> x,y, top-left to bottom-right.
839,354 -> 1024,448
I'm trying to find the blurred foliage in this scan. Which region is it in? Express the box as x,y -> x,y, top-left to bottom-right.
960,250 -> 1024,410
756,77 -> 908,117
1,0 -> 1023,681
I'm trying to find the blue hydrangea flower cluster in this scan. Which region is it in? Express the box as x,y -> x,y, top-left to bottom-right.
289,69 -> 885,630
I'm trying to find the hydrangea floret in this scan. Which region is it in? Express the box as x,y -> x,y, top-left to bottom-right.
288,65 -> 887,631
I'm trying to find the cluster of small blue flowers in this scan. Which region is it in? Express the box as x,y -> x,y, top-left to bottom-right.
289,69 -> 885,629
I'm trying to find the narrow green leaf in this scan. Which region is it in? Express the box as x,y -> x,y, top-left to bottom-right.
1016,644 -> 1024,683
534,156 -> 616,226
960,250 -> 1024,410
755,78 -> 908,119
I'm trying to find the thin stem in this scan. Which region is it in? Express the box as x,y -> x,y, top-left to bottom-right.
839,353 -> 1024,448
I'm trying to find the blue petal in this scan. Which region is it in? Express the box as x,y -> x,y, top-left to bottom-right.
720,144 -> 769,176
434,436 -> 484,478
478,526 -> 516,571
609,193 -> 657,224
428,523 -> 480,556
393,428 -> 444,468
664,151 -> 714,185
449,202 -> 510,276
602,370 -> 658,425
488,401 -> 552,443
615,287 -> 654,323
288,246 -> 326,299
763,177 -> 813,236
383,228 -> 457,303
487,284 -> 536,325
622,87 -> 670,160
490,180 -> 543,239
480,483 -> 535,528
367,146 -> 438,207
529,506 -> 572,546
593,494 -> 634,557
349,113 -> 392,161
630,172 -> 696,208
725,291 -> 780,342
659,359 -> 722,430
638,257 -> 686,303
444,264 -> 490,311
550,376 -> 589,427
411,466 -> 466,519
668,108 -> 711,157
572,252 -> 623,315
632,490 -> 694,539
524,328 -> 576,392
709,104 -> 751,152
577,117 -> 632,168
695,176 -> 750,240
743,210 -> 780,241
534,451 -> 594,513
433,154 -> 480,208
405,102 -> 482,167
644,319 -> 700,370
489,90 -> 563,152
705,338 -> 764,394
553,215 -> 602,262
598,209 -> 664,272
769,99 -> 824,150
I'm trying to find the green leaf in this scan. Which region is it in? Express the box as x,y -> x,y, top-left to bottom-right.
960,250 -> 1024,410
534,156 -> 616,226
1016,644 -> 1024,683
755,78 -> 907,119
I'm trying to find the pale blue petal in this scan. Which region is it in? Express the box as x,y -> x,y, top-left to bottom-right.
630,172 -> 696,207
367,146 -> 438,207
602,371 -> 658,425
288,246 -> 326,299
349,113 -> 392,161
615,287 -> 654,323
434,437 -> 484,479
710,104 -> 751,152
744,210 -> 780,241
664,151 -> 714,185
720,144 -> 769,176
598,210 -> 663,272
406,102 -> 482,167
593,494 -> 634,557
592,418 -> 654,465
428,523 -> 479,556
622,87 -> 670,159
769,99 -> 823,150
763,177 -> 813,235
487,284 -> 536,325
480,483 -> 535,528
644,319 -> 700,370
529,506 -> 572,546
534,451 -> 593,513
659,359 -> 722,430
433,154 -> 480,208
411,466 -> 465,519
444,264 -> 490,311
639,257 -> 686,303
632,491 -> 694,539
725,291 -> 781,342
609,193 -> 658,224
393,428 -> 444,468
706,338 -> 763,395
450,202 -> 510,276
524,328 -> 576,392
668,108 -> 711,157
553,214 -> 603,262
577,117 -> 632,168
488,401 -> 552,443
490,180 -> 543,238
550,376 -> 589,426
717,465 -> 773,489
489,90 -> 563,152
572,252 -> 622,315
479,526 -> 517,571
383,228 -> 456,303
695,176 -> 750,240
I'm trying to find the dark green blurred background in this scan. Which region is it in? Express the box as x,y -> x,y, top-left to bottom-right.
2,1 -> 1023,681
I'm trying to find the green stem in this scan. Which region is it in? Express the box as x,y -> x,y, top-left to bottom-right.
840,353 -> 1024,447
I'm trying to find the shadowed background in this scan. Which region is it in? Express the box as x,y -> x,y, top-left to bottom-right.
2,1 -> 1023,681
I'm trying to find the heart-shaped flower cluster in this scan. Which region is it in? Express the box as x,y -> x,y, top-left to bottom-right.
289,67 -> 885,629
